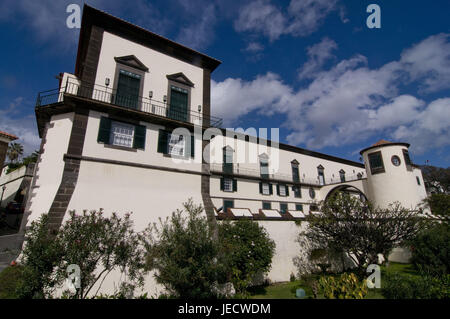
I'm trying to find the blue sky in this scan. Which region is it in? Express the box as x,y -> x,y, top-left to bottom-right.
0,0 -> 449,167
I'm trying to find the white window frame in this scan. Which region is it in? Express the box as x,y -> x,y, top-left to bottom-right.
168,133 -> 185,157
279,185 -> 287,196
262,183 -> 270,195
110,121 -> 135,148
223,178 -> 233,192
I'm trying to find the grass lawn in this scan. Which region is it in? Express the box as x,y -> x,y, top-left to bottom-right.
249,262 -> 419,299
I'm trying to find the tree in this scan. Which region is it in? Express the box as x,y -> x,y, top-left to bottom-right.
56,210 -> 147,298
143,199 -> 228,298
299,192 -> 422,276
420,165 -> 450,194
22,150 -> 39,167
7,142 -> 23,163
410,223 -> 449,276
17,210 -> 147,299
219,219 -> 275,294
16,214 -> 64,298
423,193 -> 450,219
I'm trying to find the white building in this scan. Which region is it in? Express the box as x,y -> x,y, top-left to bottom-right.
22,5 -> 428,295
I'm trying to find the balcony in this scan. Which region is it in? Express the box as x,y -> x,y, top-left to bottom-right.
210,163 -> 366,186
36,79 -> 223,128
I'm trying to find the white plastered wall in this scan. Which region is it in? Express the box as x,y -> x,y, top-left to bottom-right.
95,31 -> 204,112
82,110 -> 202,172
26,113 -> 74,224
362,145 -> 427,210
0,165 -> 28,207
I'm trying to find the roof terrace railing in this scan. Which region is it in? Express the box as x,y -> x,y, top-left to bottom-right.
209,163 -> 366,186
36,79 -> 223,128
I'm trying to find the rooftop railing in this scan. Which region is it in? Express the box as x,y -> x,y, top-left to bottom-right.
36,79 -> 223,128
209,163 -> 366,186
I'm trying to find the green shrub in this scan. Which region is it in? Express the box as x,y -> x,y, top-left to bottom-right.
318,273 -> 368,299
219,219 -> 275,295
17,211 -> 146,299
144,199 -> 228,298
410,223 -> 449,276
382,272 -> 450,299
290,273 -> 296,282
0,265 -> 24,299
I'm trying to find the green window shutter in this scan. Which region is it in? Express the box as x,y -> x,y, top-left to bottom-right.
190,135 -> 195,158
269,184 -> 273,195
286,185 -> 289,196
276,184 -> 280,196
157,130 -> 169,154
259,182 -> 263,194
133,124 -> 146,149
233,179 -> 237,192
220,178 -> 224,191
97,117 -> 111,144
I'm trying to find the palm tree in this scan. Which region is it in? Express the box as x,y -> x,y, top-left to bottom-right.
7,142 -> 24,163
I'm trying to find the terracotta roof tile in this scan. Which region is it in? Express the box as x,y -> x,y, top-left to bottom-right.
372,139 -> 392,147
0,131 -> 18,141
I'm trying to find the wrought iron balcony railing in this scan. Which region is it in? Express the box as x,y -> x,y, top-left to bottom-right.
36,80 -> 223,128
210,163 -> 366,186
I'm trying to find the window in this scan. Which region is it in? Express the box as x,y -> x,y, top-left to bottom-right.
402,149 -> 412,171
416,176 -> 421,185
309,188 -> 316,199
280,203 -> 288,214
339,170 -> 346,183
223,200 -> 234,214
262,202 -> 271,210
110,121 -> 134,148
223,146 -> 233,175
168,85 -> 189,122
317,165 -> 325,185
277,184 -> 289,197
97,117 -> 146,150
391,155 -> 401,166
260,156 -> 269,179
368,151 -> 385,174
260,182 -> 272,195
115,69 -> 141,109
310,205 -> 319,212
292,161 -> 300,183
157,129 -> 194,158
295,204 -> 303,211
220,177 -> 237,192
168,134 -> 185,156
293,186 -> 301,198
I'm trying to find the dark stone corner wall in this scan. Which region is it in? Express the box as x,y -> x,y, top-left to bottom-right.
201,68 -> 218,238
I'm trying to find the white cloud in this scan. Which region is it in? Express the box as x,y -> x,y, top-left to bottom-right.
211,73 -> 294,125
234,0 -> 340,41
400,33 -> 450,93
211,34 -> 450,155
244,42 -> 264,53
392,98 -> 450,154
234,0 -> 286,42
175,4 -> 217,50
298,37 -> 337,79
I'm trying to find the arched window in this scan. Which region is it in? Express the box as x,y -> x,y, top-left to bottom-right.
339,169 -> 346,183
